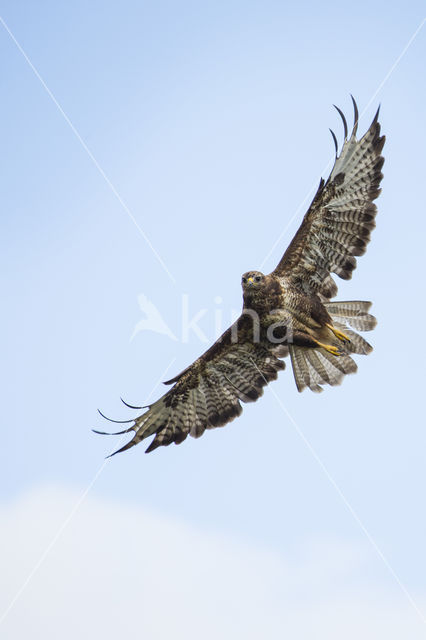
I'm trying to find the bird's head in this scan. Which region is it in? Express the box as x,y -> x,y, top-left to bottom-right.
241,270 -> 266,290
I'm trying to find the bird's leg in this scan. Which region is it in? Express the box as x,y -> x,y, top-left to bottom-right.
312,339 -> 343,356
326,323 -> 351,343
292,330 -> 343,356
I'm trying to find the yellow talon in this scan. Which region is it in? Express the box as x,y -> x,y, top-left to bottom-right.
314,341 -> 342,356
326,323 -> 351,343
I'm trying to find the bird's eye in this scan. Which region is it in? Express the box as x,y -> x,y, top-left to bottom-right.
242,277 -> 247,284
255,276 -> 261,282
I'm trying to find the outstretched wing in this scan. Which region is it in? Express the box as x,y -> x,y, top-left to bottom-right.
273,98 -> 385,299
96,315 -> 286,454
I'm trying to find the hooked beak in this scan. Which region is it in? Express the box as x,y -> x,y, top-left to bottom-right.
246,277 -> 254,286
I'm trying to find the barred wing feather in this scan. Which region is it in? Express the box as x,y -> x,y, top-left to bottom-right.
273,98 -> 385,299
96,318 -> 285,454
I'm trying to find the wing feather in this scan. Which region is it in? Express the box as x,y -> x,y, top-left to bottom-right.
273,99 -> 385,298
100,317 -> 286,454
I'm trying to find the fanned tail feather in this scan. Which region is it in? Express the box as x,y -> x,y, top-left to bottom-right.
324,300 -> 377,331
289,345 -> 358,393
326,300 -> 375,355
290,299 -> 375,392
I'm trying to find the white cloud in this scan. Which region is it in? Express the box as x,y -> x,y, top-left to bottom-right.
1,487 -> 425,639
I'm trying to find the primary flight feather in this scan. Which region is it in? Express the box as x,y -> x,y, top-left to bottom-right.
96,97 -> 385,454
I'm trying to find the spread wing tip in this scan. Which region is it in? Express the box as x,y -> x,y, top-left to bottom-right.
333,103 -> 348,139
329,128 -> 338,155
120,397 -> 144,409
97,409 -> 134,424
373,104 -> 381,124
350,94 -> 359,136
271,96 -> 384,295
107,437 -> 139,457
93,427 -> 133,436
334,96 -> 360,141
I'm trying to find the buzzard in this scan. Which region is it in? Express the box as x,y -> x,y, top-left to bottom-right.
96,97 -> 385,454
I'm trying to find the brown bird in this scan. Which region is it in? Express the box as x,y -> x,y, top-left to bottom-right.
96,97 -> 385,454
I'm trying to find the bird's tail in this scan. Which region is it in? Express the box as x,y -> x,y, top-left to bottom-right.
289,301 -> 377,392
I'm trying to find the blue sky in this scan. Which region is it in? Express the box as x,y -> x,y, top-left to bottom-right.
2,1 -> 426,638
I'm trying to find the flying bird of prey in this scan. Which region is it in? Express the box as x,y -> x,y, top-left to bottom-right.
96,97 -> 385,454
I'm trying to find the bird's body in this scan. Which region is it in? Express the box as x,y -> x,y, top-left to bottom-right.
241,272 -> 332,351
97,97 -> 385,454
